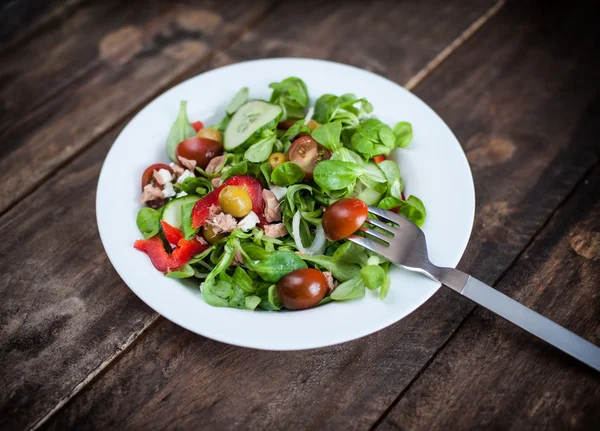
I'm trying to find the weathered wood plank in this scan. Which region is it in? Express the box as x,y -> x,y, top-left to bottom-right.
378,164 -> 600,431
0,0 -> 274,215
41,1 -> 600,430
0,1 -> 500,429
0,0 -> 85,50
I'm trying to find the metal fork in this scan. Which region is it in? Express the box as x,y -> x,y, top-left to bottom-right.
349,206 -> 600,372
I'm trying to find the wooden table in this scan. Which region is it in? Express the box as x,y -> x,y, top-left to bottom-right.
1,0 -> 599,429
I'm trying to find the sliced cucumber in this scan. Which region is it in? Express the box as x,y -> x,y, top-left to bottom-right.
224,101 -> 282,151
353,162 -> 387,205
353,181 -> 384,205
161,195 -> 201,231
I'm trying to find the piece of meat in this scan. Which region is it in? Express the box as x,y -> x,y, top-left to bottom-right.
206,210 -> 238,234
195,235 -> 208,245
262,189 -> 281,222
170,163 -> 186,177
232,249 -> 244,266
178,155 -> 197,171
211,176 -> 222,188
263,223 -> 288,238
323,271 -> 337,293
152,169 -> 173,185
139,184 -> 164,203
205,155 -> 226,174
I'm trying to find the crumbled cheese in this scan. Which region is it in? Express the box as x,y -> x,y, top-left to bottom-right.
155,168 -> 173,185
269,185 -> 288,200
237,211 -> 260,231
176,169 -> 194,184
176,191 -> 188,198
162,182 -> 176,198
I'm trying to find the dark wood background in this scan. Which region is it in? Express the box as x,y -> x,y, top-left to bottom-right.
1,0 -> 599,429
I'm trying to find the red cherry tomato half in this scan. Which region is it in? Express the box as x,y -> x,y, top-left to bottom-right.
141,163 -> 173,190
288,136 -> 331,180
322,197 -> 368,241
191,121 -> 204,132
176,137 -> 224,169
372,155 -> 386,164
276,268 -> 328,310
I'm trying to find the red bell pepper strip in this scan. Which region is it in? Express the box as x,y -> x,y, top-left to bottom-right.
191,175 -> 266,228
160,220 -> 184,245
134,236 -> 208,272
372,155 -> 386,164
191,121 -> 204,132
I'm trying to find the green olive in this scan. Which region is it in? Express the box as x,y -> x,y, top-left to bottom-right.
201,224 -> 227,244
268,152 -> 287,170
218,186 -> 252,218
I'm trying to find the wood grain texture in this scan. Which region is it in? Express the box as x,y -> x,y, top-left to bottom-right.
0,0 -> 274,215
378,164 -> 600,431
0,0 -> 85,50
0,123 -> 159,431
0,1 -> 500,430
40,1 -> 600,430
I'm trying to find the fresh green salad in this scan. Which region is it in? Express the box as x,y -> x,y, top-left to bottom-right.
134,76 -> 426,311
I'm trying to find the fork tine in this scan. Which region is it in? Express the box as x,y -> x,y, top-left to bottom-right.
365,217 -> 397,233
361,227 -> 392,243
348,235 -> 392,260
367,206 -> 416,229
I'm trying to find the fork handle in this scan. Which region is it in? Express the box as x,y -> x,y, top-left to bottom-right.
443,273 -> 600,372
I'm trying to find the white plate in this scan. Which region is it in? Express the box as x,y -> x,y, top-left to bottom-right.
97,58 -> 475,351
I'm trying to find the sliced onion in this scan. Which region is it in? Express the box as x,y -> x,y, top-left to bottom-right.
292,211 -> 327,255
303,106 -> 315,125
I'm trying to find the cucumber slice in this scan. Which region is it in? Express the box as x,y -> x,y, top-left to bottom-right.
353,181 -> 384,205
353,162 -> 387,205
224,101 -> 282,151
161,195 -> 201,231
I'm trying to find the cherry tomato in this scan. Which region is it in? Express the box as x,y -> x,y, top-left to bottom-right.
191,121 -> 204,132
322,197 -> 368,241
176,137 -> 224,169
288,136 -> 331,180
141,163 -> 173,190
276,268 -> 328,310
372,155 -> 386,164
196,127 -> 222,143
277,119 -> 295,130
268,152 -> 287,170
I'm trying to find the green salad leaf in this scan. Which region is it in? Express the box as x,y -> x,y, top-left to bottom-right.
246,251 -> 307,283
311,121 -> 342,151
313,160 -> 364,191
271,161 -> 305,187
331,277 -> 366,301
136,207 -> 161,238
269,77 -> 309,120
393,121 -> 413,148
226,87 -> 249,115
166,101 -> 196,162
166,263 -> 195,279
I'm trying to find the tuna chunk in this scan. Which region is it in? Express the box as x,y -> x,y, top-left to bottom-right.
139,184 -> 163,203
205,155 -> 226,174
178,156 -> 197,171
170,163 -> 186,177
233,249 -> 244,266
323,271 -> 337,293
262,189 -> 281,222
211,176 -> 222,188
206,207 -> 237,234
263,223 -> 288,238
